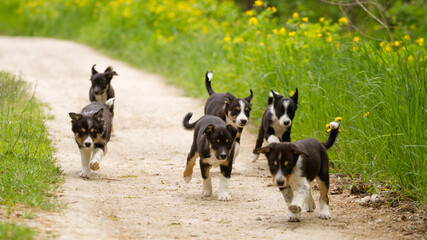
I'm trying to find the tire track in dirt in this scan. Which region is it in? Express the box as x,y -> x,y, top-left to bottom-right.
0,37 -> 408,239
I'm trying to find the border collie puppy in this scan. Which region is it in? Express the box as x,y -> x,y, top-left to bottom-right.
251,89 -> 298,162
204,71 -> 252,161
89,64 -> 118,116
69,99 -> 114,178
183,113 -> 237,201
254,121 -> 340,222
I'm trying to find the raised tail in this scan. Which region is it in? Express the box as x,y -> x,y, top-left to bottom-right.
205,71 -> 215,96
183,112 -> 198,130
323,121 -> 340,149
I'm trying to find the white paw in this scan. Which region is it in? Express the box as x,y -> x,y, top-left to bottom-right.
202,189 -> 212,197
78,170 -> 91,179
90,160 -> 100,170
288,204 -> 302,213
305,202 -> 316,212
287,212 -> 301,222
319,211 -> 331,220
251,153 -> 259,162
183,176 -> 192,183
218,191 -> 232,201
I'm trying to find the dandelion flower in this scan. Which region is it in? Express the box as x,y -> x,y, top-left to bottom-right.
327,128 -> 332,133
317,33 -> 323,37
299,23 -> 305,28
290,90 -> 295,96
272,29 -> 278,35
293,12 -> 299,18
271,6 -> 277,13
249,17 -> 258,25
246,10 -> 254,16
380,41 -> 386,47
254,0 -> 263,6
289,31 -> 296,37
404,35 -> 411,41
267,34 -> 271,39
319,17 -> 325,22
168,36 -> 175,41
327,36 -> 333,42
302,17 -> 308,22
393,41 -> 401,47
408,55 -> 413,62
224,36 -> 231,42
325,123 -> 330,128
384,44 -> 392,52
233,37 -> 244,44
353,36 -> 360,42
279,27 -> 286,35
415,38 -> 424,46
260,42 -> 264,46
334,116 -> 343,122
338,17 -> 348,25
363,112 -> 370,118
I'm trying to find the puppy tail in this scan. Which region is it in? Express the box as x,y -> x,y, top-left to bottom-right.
323,121 -> 340,150
183,112 -> 198,130
205,71 -> 215,96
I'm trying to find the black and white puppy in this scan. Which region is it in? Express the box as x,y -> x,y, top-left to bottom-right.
183,113 -> 237,201
251,89 -> 298,162
69,98 -> 114,178
204,71 -> 252,161
254,121 -> 340,222
89,64 -> 118,116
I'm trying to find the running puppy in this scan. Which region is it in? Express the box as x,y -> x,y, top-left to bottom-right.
254,121 -> 340,222
251,89 -> 298,162
89,64 -> 118,116
204,71 -> 252,161
183,113 -> 237,201
69,99 -> 114,178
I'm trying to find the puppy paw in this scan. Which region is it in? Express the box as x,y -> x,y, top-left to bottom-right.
90,160 -> 100,171
202,189 -> 212,197
288,205 -> 302,213
78,171 -> 91,179
319,212 -> 331,220
304,202 -> 316,212
218,191 -> 232,201
251,153 -> 259,162
287,212 -> 301,222
183,176 -> 192,183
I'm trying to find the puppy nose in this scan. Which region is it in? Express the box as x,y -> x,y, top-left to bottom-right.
277,179 -> 285,186
240,119 -> 247,124
84,142 -> 91,148
283,120 -> 290,126
219,153 -> 227,159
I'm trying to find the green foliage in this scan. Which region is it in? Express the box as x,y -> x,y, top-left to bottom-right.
0,0 -> 425,203
0,222 -> 35,240
0,72 -> 62,208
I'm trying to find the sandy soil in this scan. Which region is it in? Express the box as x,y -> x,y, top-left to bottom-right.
0,36 -> 424,240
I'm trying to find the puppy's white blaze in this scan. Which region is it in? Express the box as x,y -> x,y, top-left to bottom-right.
319,199 -> 330,219
329,121 -> 339,130
207,71 -> 213,81
218,175 -> 231,201
235,100 -> 248,126
267,135 -> 280,143
105,98 -> 115,107
251,153 -> 259,162
202,177 -> 212,197
83,136 -> 94,149
279,100 -> 292,127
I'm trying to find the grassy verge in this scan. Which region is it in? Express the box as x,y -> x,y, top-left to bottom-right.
0,72 -> 62,239
0,0 -> 425,203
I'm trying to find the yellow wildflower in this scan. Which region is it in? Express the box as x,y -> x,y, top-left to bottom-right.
279,27 -> 286,35
326,129 -> 332,133
256,30 -> 261,35
168,12 -> 175,19
293,12 -> 299,18
272,29 -> 278,35
289,31 -> 296,37
300,23 -> 305,28
380,41 -> 386,47
317,33 -> 323,38
408,55 -> 413,62
325,123 -> 330,128
254,0 -> 263,6
393,41 -> 401,47
271,6 -> 277,13
260,42 -> 264,46
384,44 -> 392,52
338,17 -> 348,25
249,17 -> 258,25
415,38 -> 424,46
326,36 -> 333,42
319,17 -> 325,22
246,10 -> 254,16
267,34 -> 272,39
224,36 -> 231,42
122,8 -> 131,18
353,36 -> 360,42
334,116 -> 343,122
168,36 -> 174,42
363,112 -> 370,118
233,37 -> 244,44
302,17 -> 308,22
290,90 -> 295,96
404,35 -> 411,41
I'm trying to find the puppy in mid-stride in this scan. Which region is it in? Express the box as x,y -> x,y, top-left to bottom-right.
204,71 -> 252,161
183,112 -> 237,201
251,89 -> 298,162
254,121 -> 340,222
69,98 -> 114,178
89,64 -> 118,116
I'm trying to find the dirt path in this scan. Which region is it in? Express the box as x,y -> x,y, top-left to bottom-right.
0,37 -> 421,239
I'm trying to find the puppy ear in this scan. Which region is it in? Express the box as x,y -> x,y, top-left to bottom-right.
91,64 -> 98,76
254,146 -> 271,154
204,124 -> 215,135
271,89 -> 280,100
290,88 -> 298,104
104,66 -> 118,80
69,112 -> 82,122
93,109 -> 104,122
224,92 -> 235,104
245,89 -> 253,102
291,142 -> 309,158
226,124 -> 238,139
105,98 -> 115,110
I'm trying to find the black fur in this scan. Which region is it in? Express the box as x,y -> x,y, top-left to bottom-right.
89,64 -> 118,116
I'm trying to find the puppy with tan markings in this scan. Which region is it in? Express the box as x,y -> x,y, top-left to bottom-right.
69,98 -> 114,178
204,71 -> 252,162
254,121 -> 340,222
89,64 -> 118,116
183,112 -> 237,201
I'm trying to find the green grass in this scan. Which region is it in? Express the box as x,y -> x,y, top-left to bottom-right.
0,72 -> 62,239
0,0 -> 425,203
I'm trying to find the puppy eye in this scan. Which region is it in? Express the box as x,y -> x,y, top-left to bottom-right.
245,107 -> 249,111
217,139 -> 220,143
236,107 -> 240,111
81,128 -> 86,133
90,128 -> 94,133
284,161 -> 288,166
